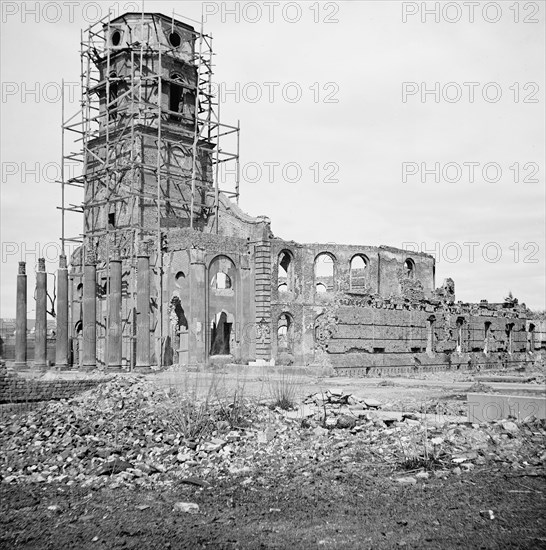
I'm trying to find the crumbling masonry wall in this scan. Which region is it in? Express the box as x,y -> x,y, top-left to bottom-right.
267,236 -> 543,371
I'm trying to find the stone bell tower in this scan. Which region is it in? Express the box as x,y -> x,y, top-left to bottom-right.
66,12 -> 222,370
84,12 -> 214,260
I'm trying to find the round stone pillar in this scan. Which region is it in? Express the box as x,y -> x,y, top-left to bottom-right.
34,258 -> 48,369
14,262 -> 27,369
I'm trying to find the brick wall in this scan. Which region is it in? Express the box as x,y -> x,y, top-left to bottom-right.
0,363 -> 110,405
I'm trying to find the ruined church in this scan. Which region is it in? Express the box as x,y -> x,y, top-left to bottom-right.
11,11 -> 544,373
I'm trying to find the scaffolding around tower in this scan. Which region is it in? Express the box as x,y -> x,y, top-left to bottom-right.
59,10 -> 240,369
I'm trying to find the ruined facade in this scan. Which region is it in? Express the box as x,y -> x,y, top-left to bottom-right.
10,11 -> 543,373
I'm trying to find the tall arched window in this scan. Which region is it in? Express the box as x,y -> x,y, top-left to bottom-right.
350,255 -> 368,291
278,250 -> 293,292
169,73 -> 195,123
314,253 -> 335,294
169,73 -> 184,121
277,313 -> 293,352
209,255 -> 236,292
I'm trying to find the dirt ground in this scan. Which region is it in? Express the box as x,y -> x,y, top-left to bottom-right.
1,365 -> 545,549
1,468 -> 545,549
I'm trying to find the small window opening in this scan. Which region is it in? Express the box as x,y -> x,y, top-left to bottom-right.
456,317 -> 464,353
175,271 -> 185,288
108,212 -> 116,229
316,282 -> 327,293
169,32 -> 181,48
484,321 -> 492,354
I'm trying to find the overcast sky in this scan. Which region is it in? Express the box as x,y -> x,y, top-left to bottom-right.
1,0 -> 545,318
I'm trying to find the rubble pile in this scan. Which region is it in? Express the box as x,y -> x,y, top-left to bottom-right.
0,377 -> 544,488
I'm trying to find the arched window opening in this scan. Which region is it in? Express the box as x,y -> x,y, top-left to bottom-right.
169,74 -> 184,121
211,272 -> 231,290
277,313 -> 293,352
404,258 -> 415,279
278,250 -> 293,292
314,253 -> 335,294
169,74 -> 195,123
76,283 -> 83,301
210,312 -> 232,355
350,255 -> 368,291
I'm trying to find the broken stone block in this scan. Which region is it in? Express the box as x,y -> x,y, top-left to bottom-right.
173,502 -> 199,514
336,415 -> 357,429
501,421 -> 519,433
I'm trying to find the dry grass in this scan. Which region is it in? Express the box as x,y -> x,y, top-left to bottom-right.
268,369 -> 301,410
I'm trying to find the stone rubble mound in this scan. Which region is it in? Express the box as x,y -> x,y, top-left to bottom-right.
1,376 -> 544,489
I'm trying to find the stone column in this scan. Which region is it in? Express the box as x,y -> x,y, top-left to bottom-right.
82,246 -> 97,370
55,255 -> 69,369
14,262 -> 27,369
34,258 -> 48,369
135,244 -> 151,371
108,251 -> 122,370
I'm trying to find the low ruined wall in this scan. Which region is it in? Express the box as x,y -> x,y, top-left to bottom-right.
314,299 -> 542,374
0,365 -> 110,405
332,351 -> 539,376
